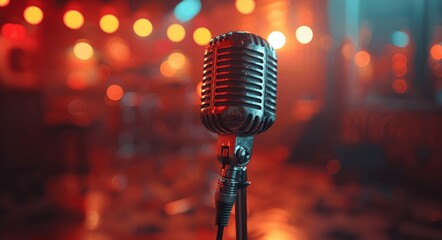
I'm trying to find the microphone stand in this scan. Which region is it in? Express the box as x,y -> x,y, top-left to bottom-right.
215,135 -> 253,240
235,167 -> 250,240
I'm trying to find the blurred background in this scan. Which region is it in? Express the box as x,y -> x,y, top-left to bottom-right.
0,0 -> 441,239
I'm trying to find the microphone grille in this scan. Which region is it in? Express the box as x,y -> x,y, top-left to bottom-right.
201,31 -> 277,135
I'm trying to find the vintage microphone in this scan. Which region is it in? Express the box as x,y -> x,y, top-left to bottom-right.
200,31 -> 278,240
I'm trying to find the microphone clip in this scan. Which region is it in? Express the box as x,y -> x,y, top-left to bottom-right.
216,135 -> 254,167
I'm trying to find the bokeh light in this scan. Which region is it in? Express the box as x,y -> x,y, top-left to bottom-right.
100,14 -> 119,34
235,0 -> 255,15
326,159 -> 341,175
1,23 -> 26,40
430,43 -> 442,60
267,31 -> 286,49
392,53 -> 407,64
295,25 -> 313,44
0,0 -> 10,7
160,61 -> 177,77
107,84 -> 124,101
133,18 -> 153,37
392,79 -> 408,94
167,24 -> 186,42
354,50 -> 371,67
23,6 -> 44,25
341,43 -> 355,60
392,61 -> 407,77
73,41 -> 94,61
63,10 -> 84,30
67,71 -> 88,90
106,37 -> 130,62
168,52 -> 186,70
174,0 -> 201,22
193,27 -> 211,46
391,31 -> 409,48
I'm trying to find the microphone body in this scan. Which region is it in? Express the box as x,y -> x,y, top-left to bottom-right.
200,31 -> 278,228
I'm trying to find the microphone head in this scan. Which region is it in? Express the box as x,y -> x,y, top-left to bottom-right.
200,31 -> 278,136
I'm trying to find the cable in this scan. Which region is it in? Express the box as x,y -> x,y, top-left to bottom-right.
216,226 -> 224,240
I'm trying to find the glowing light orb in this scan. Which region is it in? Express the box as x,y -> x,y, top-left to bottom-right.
354,50 -> 371,67
133,18 -> 153,37
168,52 -> 186,70
392,31 -> 409,48
0,0 -> 10,7
193,27 -> 211,46
160,61 -> 177,77
267,31 -> 286,49
295,25 -> 313,44
235,0 -> 255,15
1,23 -> 26,40
24,6 -> 44,25
73,41 -> 94,60
107,84 -> 124,101
174,0 -> 201,22
63,10 -> 84,29
167,24 -> 185,42
430,43 -> 442,60
100,14 -> 119,34
392,79 -> 408,94
107,37 -> 130,62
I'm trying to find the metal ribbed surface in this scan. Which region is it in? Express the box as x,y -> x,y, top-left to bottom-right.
201,31 -> 277,135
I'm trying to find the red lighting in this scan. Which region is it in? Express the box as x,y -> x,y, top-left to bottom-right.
354,51 -> 371,67
326,159 -> 341,175
392,61 -> 407,77
107,84 -> 124,101
1,23 -> 26,40
392,79 -> 408,94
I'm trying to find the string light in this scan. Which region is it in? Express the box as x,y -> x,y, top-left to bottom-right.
100,14 -> 119,34
267,31 -> 286,49
107,84 -> 124,101
193,27 -> 211,46
167,24 -> 185,42
392,79 -> 408,94
235,0 -> 255,15
295,25 -> 313,44
23,6 -> 44,25
168,52 -> 186,70
133,18 -> 153,37
73,41 -> 94,60
354,50 -> 371,67
63,10 -> 84,30
0,0 -> 10,7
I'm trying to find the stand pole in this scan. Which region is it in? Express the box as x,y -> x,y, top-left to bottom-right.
235,168 -> 249,240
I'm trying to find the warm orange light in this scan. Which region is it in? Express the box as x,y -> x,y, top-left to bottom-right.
73,41 -> 94,60
167,24 -> 185,42
67,71 -> 88,90
100,14 -> 119,33
354,50 -> 371,67
430,43 -> 442,60
160,61 -> 177,77
24,6 -> 44,25
107,84 -> 124,101
326,159 -> 340,175
106,37 -> 130,62
267,31 -> 286,49
235,0 -> 255,15
168,52 -> 186,70
133,18 -> 153,37
193,27 -> 211,46
341,43 -> 355,60
63,10 -> 84,29
0,0 -> 10,7
392,79 -> 408,94
295,25 -> 313,44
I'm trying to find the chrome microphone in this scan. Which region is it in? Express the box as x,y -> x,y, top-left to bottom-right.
200,31 -> 278,228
